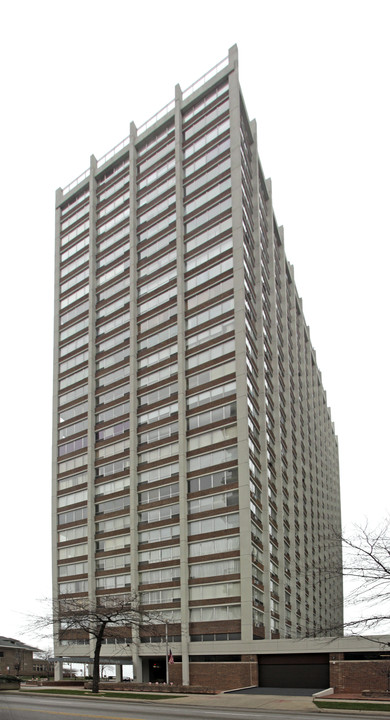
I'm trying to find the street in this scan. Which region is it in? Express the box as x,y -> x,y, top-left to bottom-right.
0,692 -> 387,720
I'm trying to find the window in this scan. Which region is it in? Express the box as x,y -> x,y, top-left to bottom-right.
96,574 -> 130,589
96,496 -> 129,515
140,566 -> 180,585
96,534 -> 130,553
138,461 -> 179,486
96,515 -> 130,534
138,421 -> 178,445
139,524 -> 180,544
188,467 -> 238,493
188,512 -> 239,536
138,363 -> 177,389
187,425 -> 237,452
138,382 -> 178,407
59,580 -> 88,594
58,489 -> 88,508
139,545 -> 180,564
188,402 -> 236,431
58,506 -> 88,526
96,554 -> 130,571
186,319 -> 234,351
189,605 -> 240,622
189,580 -> 240,598
187,339 -> 235,371
95,477 -> 130,497
138,402 -> 178,428
188,535 -> 239,557
139,503 -> 179,524
187,297 -> 234,330
188,490 -> 238,515
58,561 -> 88,577
138,442 -> 178,465
59,543 -> 88,560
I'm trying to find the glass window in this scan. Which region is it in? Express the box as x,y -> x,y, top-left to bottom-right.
187,446 -> 238,473
138,363 -> 178,388
186,319 -> 234,351
138,461 -> 179,486
139,503 -> 180,524
138,442 -> 178,465
189,605 -> 240,622
187,339 -> 235,370
58,543 -> 88,560
95,477 -> 130,497
189,580 -> 240,600
139,421 -> 178,445
188,512 -> 239,536
95,457 -> 130,478
183,119 -> 230,160
185,198 -> 231,236
185,157 -> 231,197
138,324 -> 177,351
138,402 -> 178,428
139,482 -> 179,505
184,179 -> 231,217
138,382 -> 178,407
187,379 -> 236,409
188,467 -> 238,493
185,237 -> 232,273
188,490 -> 238,514
188,535 -> 239,557
187,426 -> 237,452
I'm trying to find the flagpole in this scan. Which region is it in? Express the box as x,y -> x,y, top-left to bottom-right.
165,621 -> 169,684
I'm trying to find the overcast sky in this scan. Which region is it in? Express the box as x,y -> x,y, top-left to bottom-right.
1,0 -> 389,649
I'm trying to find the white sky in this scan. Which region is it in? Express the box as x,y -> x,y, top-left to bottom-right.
1,0 -> 389,649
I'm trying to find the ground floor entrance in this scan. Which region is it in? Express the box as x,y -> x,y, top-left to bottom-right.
148,657 -> 167,684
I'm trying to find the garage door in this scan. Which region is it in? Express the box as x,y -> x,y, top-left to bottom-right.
258,654 -> 329,688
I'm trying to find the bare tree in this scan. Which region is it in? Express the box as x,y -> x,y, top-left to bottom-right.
341,518 -> 390,633
311,518 -> 390,637
30,593 -> 161,693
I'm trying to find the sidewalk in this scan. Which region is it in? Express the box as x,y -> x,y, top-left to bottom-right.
167,691 -> 316,712
20,685 -> 316,713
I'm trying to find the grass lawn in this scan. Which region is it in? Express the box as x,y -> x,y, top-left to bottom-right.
314,700 -> 390,712
20,688 -> 182,700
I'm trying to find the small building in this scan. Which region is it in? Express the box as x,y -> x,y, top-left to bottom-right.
0,636 -> 41,676
32,658 -> 55,678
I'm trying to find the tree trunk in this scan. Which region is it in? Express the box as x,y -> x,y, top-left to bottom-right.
92,622 -> 106,694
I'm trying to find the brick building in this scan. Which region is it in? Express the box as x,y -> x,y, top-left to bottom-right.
0,636 -> 40,676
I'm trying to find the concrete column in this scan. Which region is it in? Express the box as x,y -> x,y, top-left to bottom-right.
115,664 -> 122,682
87,155 -> 98,661
175,82 -> 189,687
250,119 -> 268,638
128,120 -> 140,675
52,187 -> 63,654
54,660 -> 63,681
229,48 -> 253,644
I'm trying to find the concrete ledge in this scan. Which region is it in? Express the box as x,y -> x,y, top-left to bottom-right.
84,681 -> 218,694
313,687 -> 334,697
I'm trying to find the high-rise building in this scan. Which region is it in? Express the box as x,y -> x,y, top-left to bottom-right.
52,45 -> 343,687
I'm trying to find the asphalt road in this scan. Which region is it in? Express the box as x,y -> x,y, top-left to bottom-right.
0,693 -> 387,720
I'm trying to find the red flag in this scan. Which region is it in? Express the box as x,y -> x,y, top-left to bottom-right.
168,649 -> 174,664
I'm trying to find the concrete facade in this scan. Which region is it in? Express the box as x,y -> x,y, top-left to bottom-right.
52,45 -> 343,685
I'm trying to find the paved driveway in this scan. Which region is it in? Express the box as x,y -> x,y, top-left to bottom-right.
229,686 -> 322,696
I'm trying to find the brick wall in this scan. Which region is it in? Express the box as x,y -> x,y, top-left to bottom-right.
0,648 -> 33,675
330,660 -> 390,694
189,656 -> 258,691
